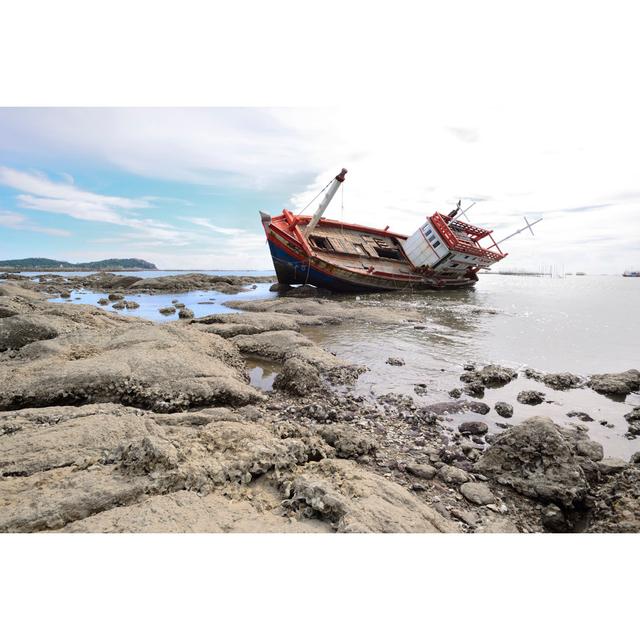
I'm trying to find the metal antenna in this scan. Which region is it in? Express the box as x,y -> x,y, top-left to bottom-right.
496,217 -> 543,244
451,201 -> 476,222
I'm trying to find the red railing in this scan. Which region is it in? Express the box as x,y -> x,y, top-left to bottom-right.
430,213 -> 505,262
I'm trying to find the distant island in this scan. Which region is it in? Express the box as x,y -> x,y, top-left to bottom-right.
0,257 -> 157,271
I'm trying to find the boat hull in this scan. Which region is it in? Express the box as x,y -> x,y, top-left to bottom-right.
265,230 -> 478,292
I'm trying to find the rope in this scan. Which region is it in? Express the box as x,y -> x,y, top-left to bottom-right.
297,177 -> 335,216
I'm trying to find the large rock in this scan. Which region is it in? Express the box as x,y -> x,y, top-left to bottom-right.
624,407 -> 640,427
517,390 -> 545,405
460,364 -> 517,388
0,323 -> 262,412
0,404 -> 153,476
126,273 -> 271,294
525,369 -> 583,390
460,482 -> 495,505
284,458 -> 456,532
0,314 -> 59,351
194,311 -> 300,337
316,424 -> 376,459
494,401 -> 514,418
273,357 -> 324,396
0,466 -> 149,532
588,370 -> 640,396
225,296 -> 422,325
62,489 -> 330,533
475,417 -> 588,507
458,421 -> 488,436
0,403 -> 335,532
423,399 -> 491,416
230,330 -> 363,389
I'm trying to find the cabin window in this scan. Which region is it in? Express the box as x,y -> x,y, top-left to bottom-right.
432,240 -> 441,248
310,235 -> 335,251
354,244 -> 367,255
374,246 -> 402,260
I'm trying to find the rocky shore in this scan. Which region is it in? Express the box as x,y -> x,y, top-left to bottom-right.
2,271 -> 274,296
1,279 -> 639,533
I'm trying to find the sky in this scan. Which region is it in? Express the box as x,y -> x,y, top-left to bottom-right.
1,105 -> 639,273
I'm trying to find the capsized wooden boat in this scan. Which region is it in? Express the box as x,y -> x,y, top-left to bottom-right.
260,168 -> 509,293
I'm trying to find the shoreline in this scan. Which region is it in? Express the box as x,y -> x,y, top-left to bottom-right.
1,276 -> 639,533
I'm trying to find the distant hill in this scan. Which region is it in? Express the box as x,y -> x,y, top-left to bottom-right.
0,258 -> 157,271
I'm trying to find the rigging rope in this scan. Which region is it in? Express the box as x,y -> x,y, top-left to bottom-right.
297,177 -> 335,216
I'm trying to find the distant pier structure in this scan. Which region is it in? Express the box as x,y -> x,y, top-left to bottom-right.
488,265 -> 580,278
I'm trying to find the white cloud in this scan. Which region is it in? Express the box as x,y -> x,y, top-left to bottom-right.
0,211 -> 71,237
181,217 -> 244,235
0,166 -> 148,211
0,166 -> 197,244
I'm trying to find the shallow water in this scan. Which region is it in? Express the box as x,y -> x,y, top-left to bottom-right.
301,274 -> 640,458
48,282 -> 277,322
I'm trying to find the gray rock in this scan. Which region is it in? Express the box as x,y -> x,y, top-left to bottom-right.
459,421 -> 488,436
526,369 -> 583,390
273,357 -> 323,396
316,424 -> 376,459
567,410 -> 593,422
405,463 -> 437,480
494,401 -> 513,418
450,508 -> 478,527
108,293 -> 124,301
437,464 -> 471,485
414,383 -> 428,396
541,503 -> 568,532
575,439 -> 604,462
460,364 -> 517,387
112,301 -> 125,310
174,302 -> 186,309
630,451 -> 640,465
97,298 -> 109,305
588,370 -> 640,396
0,315 -> 59,351
517,390 -> 545,405
598,457 -> 627,475
448,388 -> 463,399
178,308 -> 194,319
460,481 -> 494,505
424,399 -> 490,416
475,416 -> 588,507
542,372 -> 582,390
285,458 -> 455,532
628,423 -> 640,437
0,321 -> 262,412
464,381 -> 486,397
158,306 -> 176,315
386,357 -> 405,366
624,407 -> 640,425
269,282 -> 291,292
